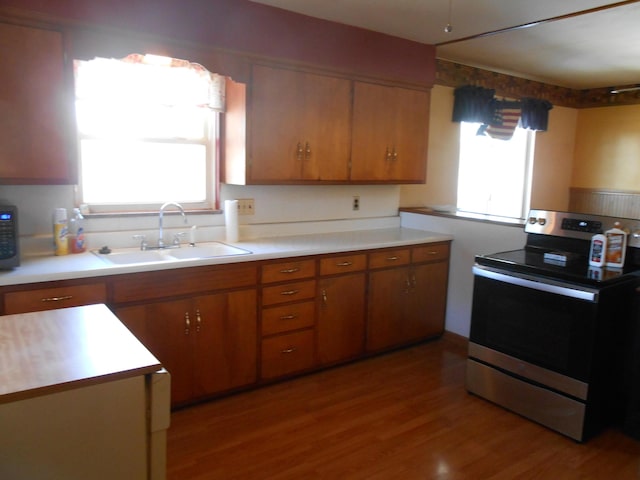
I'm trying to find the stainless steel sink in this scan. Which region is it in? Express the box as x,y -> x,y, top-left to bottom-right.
92,242 -> 251,265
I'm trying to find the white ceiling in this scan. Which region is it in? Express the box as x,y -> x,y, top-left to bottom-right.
250,0 -> 640,90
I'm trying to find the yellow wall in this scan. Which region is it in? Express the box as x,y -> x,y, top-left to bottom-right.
400,85 -> 459,208
572,104 -> 640,190
400,85 -> 577,212
529,106 -> 577,210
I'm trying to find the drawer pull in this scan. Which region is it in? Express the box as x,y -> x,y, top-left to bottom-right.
281,347 -> 297,354
386,256 -> 400,261
279,268 -> 300,274
427,251 -> 439,255
41,295 -> 73,303
336,261 -> 353,267
280,314 -> 298,320
280,289 -> 299,296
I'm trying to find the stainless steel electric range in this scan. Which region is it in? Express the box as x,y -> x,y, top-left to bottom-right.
466,209 -> 640,442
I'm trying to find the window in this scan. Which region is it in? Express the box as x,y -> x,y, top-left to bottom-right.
74,54 -> 224,212
457,122 -> 535,219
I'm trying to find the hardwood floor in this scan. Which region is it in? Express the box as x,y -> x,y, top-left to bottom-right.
167,335 -> 640,479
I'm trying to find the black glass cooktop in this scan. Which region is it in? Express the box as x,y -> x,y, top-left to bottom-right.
475,248 -> 639,287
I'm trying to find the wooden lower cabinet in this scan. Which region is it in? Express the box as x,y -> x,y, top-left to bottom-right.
317,272 -> 366,365
367,243 -> 449,352
115,288 -> 257,406
2,241 -> 449,404
404,261 -> 448,341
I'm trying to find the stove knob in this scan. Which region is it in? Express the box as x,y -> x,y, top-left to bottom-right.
528,217 -> 537,224
538,218 -> 546,225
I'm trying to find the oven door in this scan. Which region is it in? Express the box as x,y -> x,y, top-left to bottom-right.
469,265 -> 600,384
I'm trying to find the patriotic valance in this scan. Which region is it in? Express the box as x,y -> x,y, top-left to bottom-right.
452,85 -> 553,140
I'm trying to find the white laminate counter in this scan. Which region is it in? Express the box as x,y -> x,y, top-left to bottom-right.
0,227 -> 452,287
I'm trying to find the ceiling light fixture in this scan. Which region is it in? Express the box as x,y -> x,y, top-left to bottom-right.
444,0 -> 453,33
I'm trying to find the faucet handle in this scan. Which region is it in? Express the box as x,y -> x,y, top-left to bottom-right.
173,232 -> 186,246
132,234 -> 147,250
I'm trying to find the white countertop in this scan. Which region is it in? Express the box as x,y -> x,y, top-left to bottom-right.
0,227 -> 452,287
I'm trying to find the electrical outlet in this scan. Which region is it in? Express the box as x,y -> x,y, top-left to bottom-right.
353,196 -> 360,211
237,198 -> 255,215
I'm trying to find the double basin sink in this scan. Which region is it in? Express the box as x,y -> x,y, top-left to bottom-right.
93,242 -> 251,265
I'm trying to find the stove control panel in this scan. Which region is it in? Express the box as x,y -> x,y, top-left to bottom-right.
526,209 -> 640,247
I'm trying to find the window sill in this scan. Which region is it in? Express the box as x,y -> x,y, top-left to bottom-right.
81,208 -> 222,219
400,207 -> 526,228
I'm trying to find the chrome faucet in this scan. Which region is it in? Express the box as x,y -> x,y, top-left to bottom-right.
158,202 -> 187,249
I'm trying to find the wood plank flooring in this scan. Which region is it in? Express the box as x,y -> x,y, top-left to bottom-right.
167,335 -> 640,479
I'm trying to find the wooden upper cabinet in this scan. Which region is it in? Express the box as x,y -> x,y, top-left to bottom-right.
350,82 -> 429,183
223,65 -> 431,185
249,65 -> 352,182
0,21 -> 76,184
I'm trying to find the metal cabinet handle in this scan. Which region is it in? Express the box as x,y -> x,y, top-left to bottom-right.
281,347 -> 297,354
391,147 -> 398,161
280,289 -> 300,296
184,312 -> 191,335
279,267 -> 300,274
280,314 -> 298,320
386,256 -> 400,261
196,309 -> 202,333
41,295 -> 73,303
336,261 -> 353,267
322,288 -> 328,305
296,142 -> 304,160
385,147 -> 392,161
304,141 -> 311,160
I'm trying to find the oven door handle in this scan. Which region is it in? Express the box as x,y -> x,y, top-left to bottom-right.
473,265 -> 598,302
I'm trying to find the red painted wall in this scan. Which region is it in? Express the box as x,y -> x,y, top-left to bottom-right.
1,0 -> 435,85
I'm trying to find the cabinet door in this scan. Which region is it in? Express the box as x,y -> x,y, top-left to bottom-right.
250,65 -> 304,181
193,290 -> 257,397
351,82 -> 429,182
299,71 -> 352,181
403,262 -> 448,341
249,65 -> 351,182
366,266 -> 410,351
318,273 -> 366,365
0,22 -> 76,184
143,299 -> 194,406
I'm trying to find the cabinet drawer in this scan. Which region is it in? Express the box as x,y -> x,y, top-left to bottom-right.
412,242 -> 450,263
262,280 -> 316,306
319,254 -> 367,275
261,259 -> 315,283
112,263 -> 257,303
261,329 -> 315,379
368,248 -> 411,269
4,283 -> 107,314
262,301 -> 315,336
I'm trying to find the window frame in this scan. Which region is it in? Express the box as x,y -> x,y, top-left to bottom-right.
456,121 -> 535,221
72,56 -> 221,214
